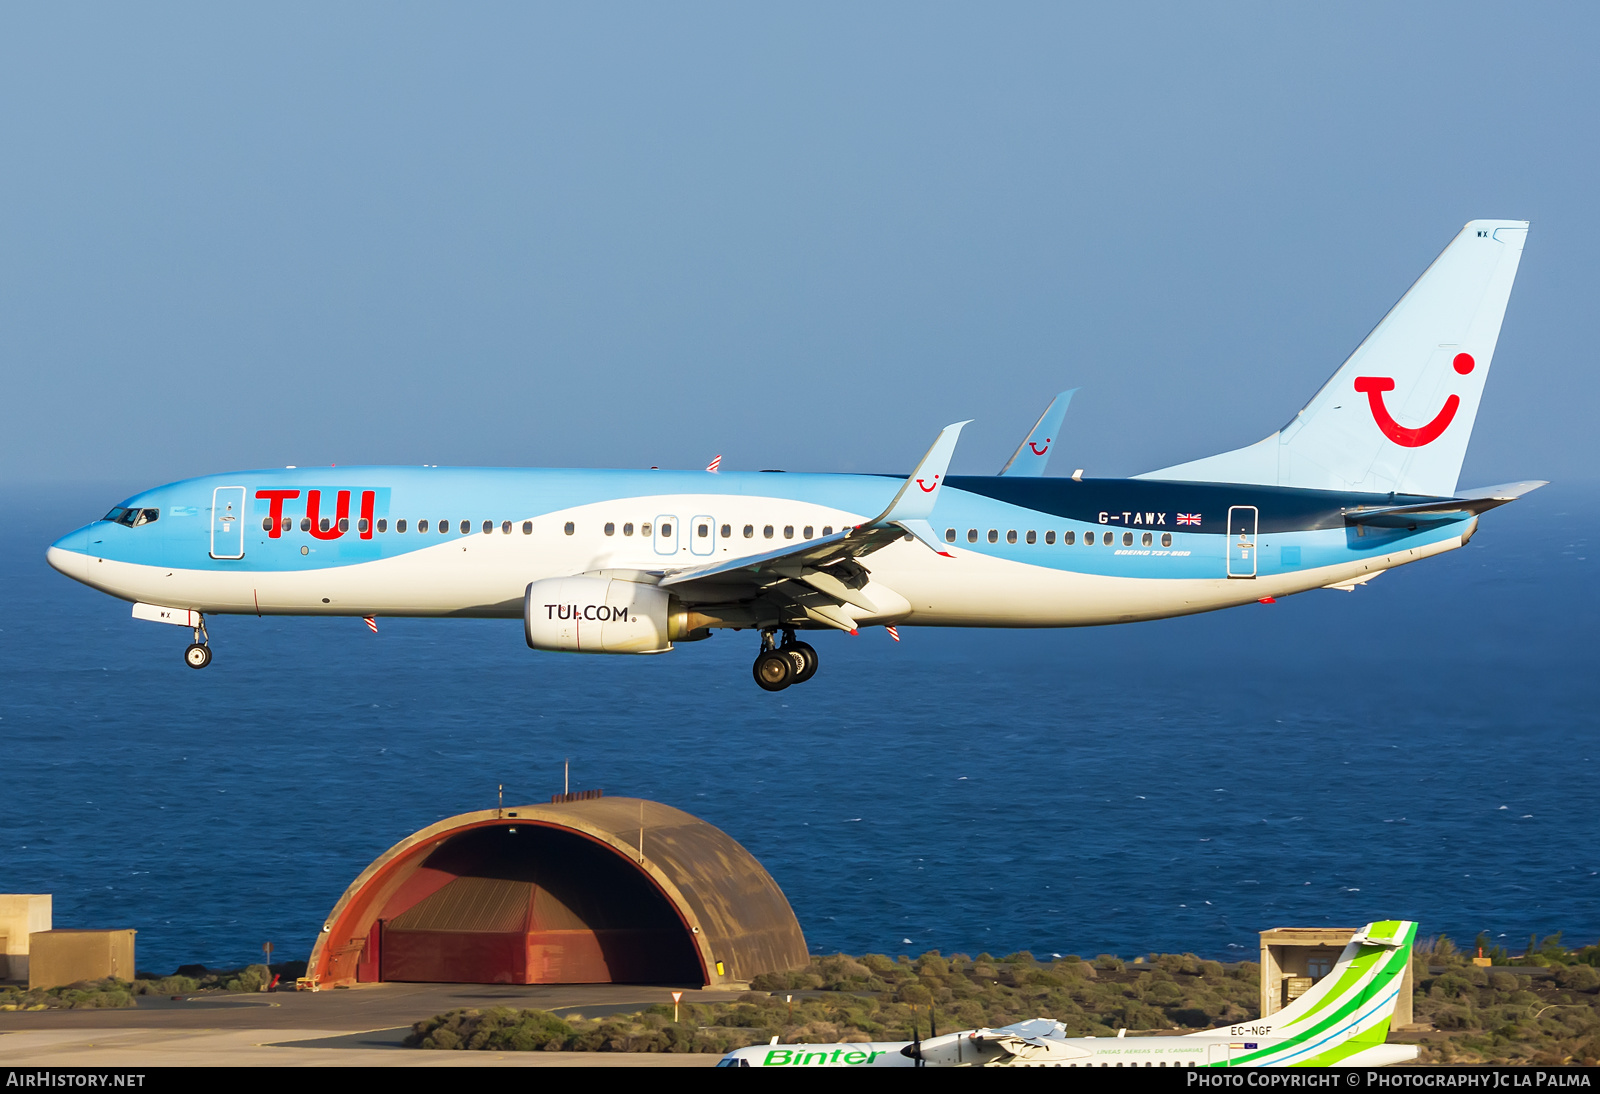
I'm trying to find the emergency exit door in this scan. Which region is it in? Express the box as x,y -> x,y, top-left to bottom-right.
1227,505 -> 1258,578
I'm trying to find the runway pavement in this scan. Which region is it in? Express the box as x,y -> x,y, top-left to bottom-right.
0,982 -> 741,1066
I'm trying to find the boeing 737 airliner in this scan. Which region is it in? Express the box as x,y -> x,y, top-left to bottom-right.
48,220 -> 1540,690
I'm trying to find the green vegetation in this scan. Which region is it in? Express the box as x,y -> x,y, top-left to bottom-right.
408,949 -> 1261,1052
0,962 -> 297,1011
408,937 -> 1600,1061
1408,934 -> 1600,1065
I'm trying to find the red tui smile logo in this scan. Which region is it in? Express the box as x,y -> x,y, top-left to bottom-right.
1353,353 -> 1474,448
1028,438 -> 1051,456
915,474 -> 940,492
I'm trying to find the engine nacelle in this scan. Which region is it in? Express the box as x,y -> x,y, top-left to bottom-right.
524,576 -> 705,654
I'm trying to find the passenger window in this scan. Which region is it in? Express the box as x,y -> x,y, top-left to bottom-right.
945,528 -> 956,543
1045,530 -> 1056,545
418,519 -> 429,532
661,523 -> 672,537
460,520 -> 471,534
439,519 -> 449,534
1122,532 -> 1133,546
783,525 -> 794,539
377,519 -> 388,533
1161,532 -> 1172,547
502,520 -> 512,534
1026,530 -> 1036,544
358,518 -> 369,534
967,529 -> 978,543
763,525 -> 774,539
564,521 -> 576,536
743,524 -> 754,538
281,516 -> 291,532
987,529 -> 998,543
522,521 -> 533,534
1006,530 -> 1017,544
641,522 -> 652,536
483,520 -> 494,534
1083,530 -> 1093,544
1063,530 -> 1074,545
1142,532 -> 1153,546
605,522 -> 615,536
301,517 -> 312,532
721,524 -> 731,537
697,523 -> 709,538
803,525 -> 813,539
319,518 -> 331,532
822,525 -> 833,536
397,519 -> 408,533
623,522 -> 634,536
339,517 -> 350,533
262,517 -> 273,532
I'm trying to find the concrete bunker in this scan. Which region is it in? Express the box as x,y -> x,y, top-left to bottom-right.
307,796 -> 807,989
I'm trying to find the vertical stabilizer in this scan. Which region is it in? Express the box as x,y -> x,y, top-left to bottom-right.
1141,221 -> 1528,496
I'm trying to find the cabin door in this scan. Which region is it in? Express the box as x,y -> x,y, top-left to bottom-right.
210,486 -> 247,560
1226,505 -> 1258,578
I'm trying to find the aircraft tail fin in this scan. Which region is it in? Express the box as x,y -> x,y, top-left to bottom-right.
1191,920 -> 1417,1066
1140,221 -> 1528,497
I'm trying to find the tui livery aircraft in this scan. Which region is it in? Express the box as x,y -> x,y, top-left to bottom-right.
717,920 -> 1419,1067
48,220 -> 1540,690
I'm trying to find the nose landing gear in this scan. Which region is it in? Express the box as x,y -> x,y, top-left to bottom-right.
183,615 -> 212,670
751,628 -> 819,691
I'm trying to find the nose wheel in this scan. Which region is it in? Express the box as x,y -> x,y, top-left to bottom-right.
751,630 -> 818,691
183,615 -> 213,670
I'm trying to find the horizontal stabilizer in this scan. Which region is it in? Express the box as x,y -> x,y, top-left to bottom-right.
1344,479 -> 1546,527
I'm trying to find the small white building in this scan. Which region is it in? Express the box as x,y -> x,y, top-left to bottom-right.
0,895 -> 53,983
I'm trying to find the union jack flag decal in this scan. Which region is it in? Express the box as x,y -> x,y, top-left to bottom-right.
1176,513 -> 1202,526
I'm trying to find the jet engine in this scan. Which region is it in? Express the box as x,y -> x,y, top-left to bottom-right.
523,576 -> 709,654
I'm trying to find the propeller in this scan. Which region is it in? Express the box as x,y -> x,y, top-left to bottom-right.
900,1011 -> 925,1067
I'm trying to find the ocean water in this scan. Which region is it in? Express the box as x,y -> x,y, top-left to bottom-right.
2,481 -> 1596,973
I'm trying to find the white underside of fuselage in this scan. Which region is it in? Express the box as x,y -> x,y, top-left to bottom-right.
49,528 -> 1462,630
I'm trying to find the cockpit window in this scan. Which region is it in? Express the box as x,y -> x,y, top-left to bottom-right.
103,507 -> 158,527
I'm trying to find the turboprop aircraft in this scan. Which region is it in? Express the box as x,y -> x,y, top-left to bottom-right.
716,920 -> 1419,1067
47,220 -> 1540,690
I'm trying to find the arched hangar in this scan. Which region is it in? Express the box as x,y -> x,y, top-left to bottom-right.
305,796 -> 807,989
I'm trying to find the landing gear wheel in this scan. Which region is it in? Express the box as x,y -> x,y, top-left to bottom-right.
753,650 -> 794,691
184,643 -> 212,670
787,641 -> 819,684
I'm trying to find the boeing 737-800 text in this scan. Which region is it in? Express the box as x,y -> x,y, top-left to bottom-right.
47,220 -> 1540,690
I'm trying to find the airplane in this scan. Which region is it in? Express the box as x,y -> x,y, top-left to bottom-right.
47,220 -> 1539,691
715,919 -> 1420,1067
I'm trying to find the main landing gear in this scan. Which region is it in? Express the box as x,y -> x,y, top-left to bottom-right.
183,615 -> 212,670
752,628 -> 818,692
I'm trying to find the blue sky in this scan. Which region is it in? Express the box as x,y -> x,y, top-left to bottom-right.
2,3 -> 1593,491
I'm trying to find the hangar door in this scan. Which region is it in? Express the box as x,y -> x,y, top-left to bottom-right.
356,825 -> 703,985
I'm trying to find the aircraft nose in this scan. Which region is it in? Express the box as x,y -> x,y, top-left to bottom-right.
47,527 -> 92,580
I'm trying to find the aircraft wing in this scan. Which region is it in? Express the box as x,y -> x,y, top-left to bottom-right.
656,421 -> 970,630
998,390 -> 1075,476
971,1019 -> 1092,1064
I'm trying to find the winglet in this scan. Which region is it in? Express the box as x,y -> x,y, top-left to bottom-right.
870,421 -> 972,525
999,390 -> 1075,476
